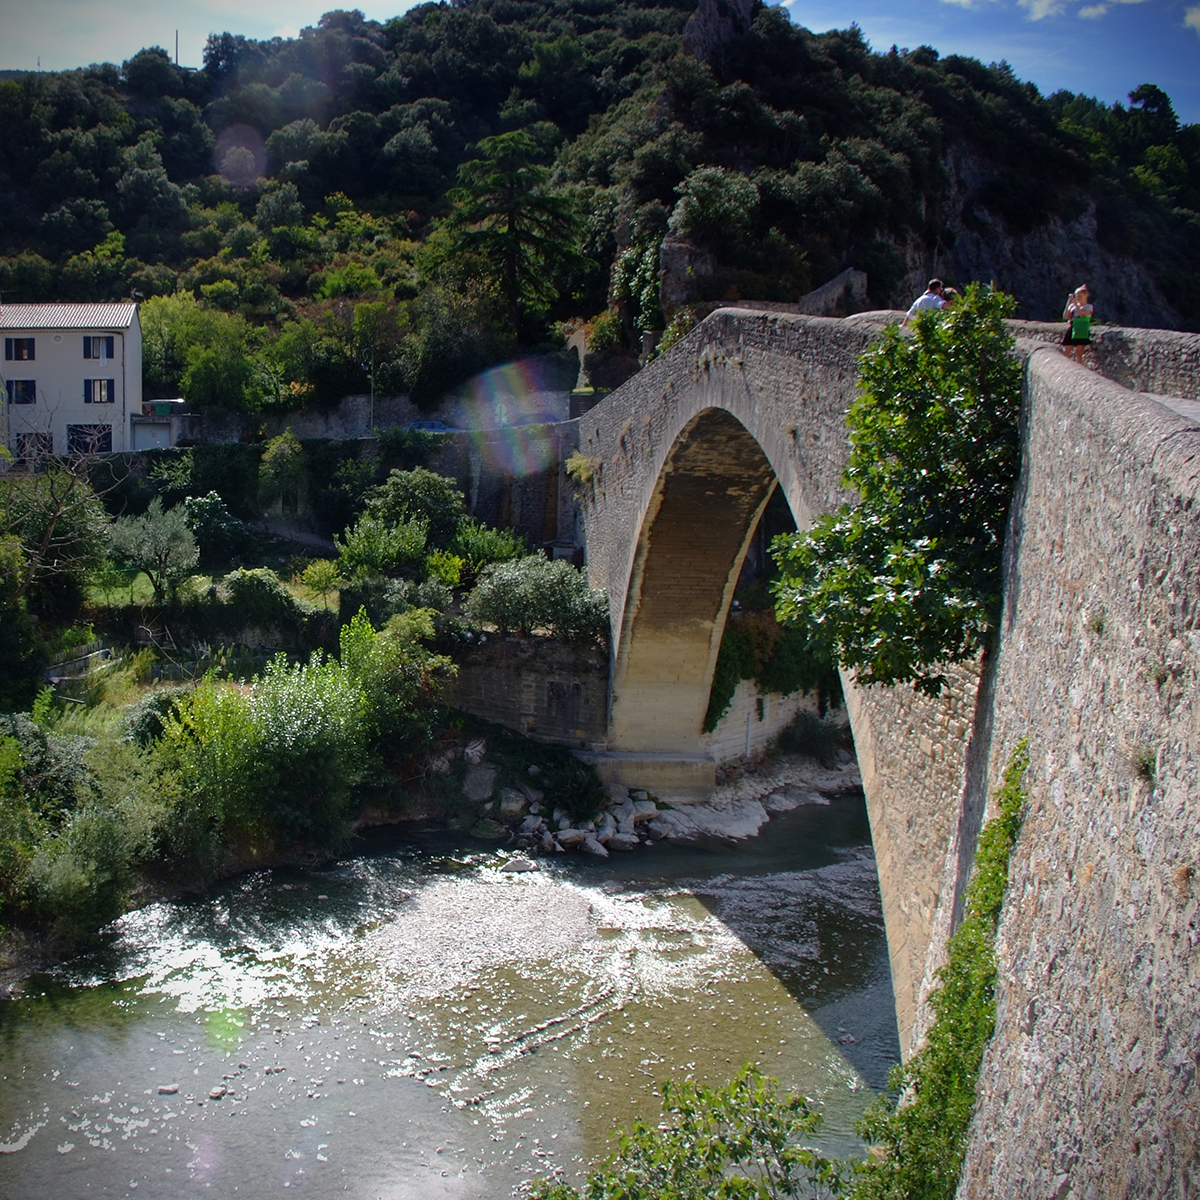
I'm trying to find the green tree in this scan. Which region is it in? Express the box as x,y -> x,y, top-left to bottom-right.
109,498 -> 199,602
772,285 -> 1022,696
444,130 -> 590,339
302,558 -> 344,609
0,465 -> 109,620
364,467 -> 466,547
258,430 -> 306,517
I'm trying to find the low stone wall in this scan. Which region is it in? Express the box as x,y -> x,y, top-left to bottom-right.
440,637 -> 608,747
956,348 -> 1200,1197
702,679 -> 817,764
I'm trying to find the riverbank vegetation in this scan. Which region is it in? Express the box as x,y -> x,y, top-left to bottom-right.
0,442 -> 609,952
0,4 -> 1195,422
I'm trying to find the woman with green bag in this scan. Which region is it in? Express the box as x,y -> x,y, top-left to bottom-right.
1062,284 -> 1094,364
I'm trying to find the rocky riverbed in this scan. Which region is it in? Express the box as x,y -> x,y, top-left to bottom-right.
435,737 -> 865,863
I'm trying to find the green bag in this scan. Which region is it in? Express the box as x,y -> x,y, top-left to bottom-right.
1071,314 -> 1091,340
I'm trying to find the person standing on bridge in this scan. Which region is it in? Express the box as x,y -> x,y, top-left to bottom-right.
1062,284 -> 1093,365
901,278 -> 958,327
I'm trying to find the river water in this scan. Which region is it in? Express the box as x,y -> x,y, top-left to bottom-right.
0,793 -> 899,1199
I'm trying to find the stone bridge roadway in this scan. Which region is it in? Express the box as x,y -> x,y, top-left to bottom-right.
572,306 -> 1200,1198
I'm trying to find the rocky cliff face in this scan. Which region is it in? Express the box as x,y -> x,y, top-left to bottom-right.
904,143 -> 1182,329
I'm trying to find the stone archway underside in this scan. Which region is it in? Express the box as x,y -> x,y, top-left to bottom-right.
608,409 -> 777,776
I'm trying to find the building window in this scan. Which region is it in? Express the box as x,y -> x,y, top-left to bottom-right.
84,336 -> 115,360
5,380 -> 36,405
4,338 -> 34,361
84,378 -> 115,404
13,431 -> 53,467
67,424 -> 112,456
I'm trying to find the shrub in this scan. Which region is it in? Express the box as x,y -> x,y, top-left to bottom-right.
532,1065 -> 846,1200
223,567 -> 304,629
338,609 -> 453,747
425,549 -> 464,586
776,710 -> 844,766
364,467 -> 466,546
464,555 -> 608,643
157,654 -> 369,871
122,684 -> 193,747
183,490 -> 247,563
449,519 -> 527,581
587,307 -> 624,352
335,514 -> 428,578
773,285 -> 1022,696
337,575 -> 452,627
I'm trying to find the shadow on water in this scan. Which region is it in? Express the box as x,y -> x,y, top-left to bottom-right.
492,790 -> 902,1091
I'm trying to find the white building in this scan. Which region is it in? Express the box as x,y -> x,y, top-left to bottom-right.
1,302 -> 142,460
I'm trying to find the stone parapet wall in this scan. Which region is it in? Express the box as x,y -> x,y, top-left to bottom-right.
957,348 -> 1200,1197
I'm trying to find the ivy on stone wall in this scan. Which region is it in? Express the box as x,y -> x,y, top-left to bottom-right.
850,739 -> 1029,1200
703,609 -> 842,733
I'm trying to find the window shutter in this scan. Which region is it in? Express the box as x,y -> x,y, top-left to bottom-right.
106,336 -> 114,359
4,339 -> 11,361
84,337 -> 90,359
106,379 -> 115,403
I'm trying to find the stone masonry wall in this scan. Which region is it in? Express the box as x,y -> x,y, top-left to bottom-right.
440,637 -> 608,747
958,348 -> 1200,1198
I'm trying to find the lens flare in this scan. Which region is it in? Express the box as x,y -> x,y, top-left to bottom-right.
453,359 -> 564,477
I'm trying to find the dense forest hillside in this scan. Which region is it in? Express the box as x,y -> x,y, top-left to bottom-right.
0,0 -> 1196,412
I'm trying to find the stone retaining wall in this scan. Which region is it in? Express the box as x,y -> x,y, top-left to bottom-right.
440,637 -> 608,747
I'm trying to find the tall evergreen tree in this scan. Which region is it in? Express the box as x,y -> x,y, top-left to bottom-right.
444,130 -> 589,339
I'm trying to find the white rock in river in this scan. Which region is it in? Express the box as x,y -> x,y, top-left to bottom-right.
596,813 -> 617,843
632,800 -> 659,822
581,835 -> 609,858
517,814 -> 543,835
463,765 -> 497,803
500,857 -> 539,873
556,828 -> 588,848
463,738 -> 487,764
540,831 -> 557,854
518,780 -> 545,805
606,832 -> 639,852
604,782 -> 630,805
499,788 -> 528,820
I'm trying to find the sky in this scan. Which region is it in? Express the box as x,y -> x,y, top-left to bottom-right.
0,0 -> 1197,123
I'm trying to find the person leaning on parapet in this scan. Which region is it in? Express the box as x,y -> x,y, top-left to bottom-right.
1062,284 -> 1094,365
901,278 -> 958,327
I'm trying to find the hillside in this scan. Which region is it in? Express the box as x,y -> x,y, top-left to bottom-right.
0,0 -> 1196,412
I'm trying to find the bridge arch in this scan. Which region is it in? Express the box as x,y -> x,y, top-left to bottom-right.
578,309 -> 871,794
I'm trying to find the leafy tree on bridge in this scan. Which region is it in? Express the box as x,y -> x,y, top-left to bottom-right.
772,284 -> 1022,696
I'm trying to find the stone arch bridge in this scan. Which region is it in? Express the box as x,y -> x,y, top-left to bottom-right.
573,307 -> 1200,1198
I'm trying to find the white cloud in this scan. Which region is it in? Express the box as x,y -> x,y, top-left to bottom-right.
1019,0 -> 1067,19
1079,4 -> 1109,16
1186,4 -> 1200,34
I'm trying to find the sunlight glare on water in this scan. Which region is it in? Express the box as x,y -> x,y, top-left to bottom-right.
0,797 -> 898,1198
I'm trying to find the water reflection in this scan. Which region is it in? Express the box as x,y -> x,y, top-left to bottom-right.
0,794 -> 898,1198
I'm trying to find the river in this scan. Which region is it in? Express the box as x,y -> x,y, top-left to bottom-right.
0,792 -> 899,1198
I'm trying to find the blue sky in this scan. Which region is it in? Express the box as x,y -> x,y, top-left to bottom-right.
1,0 -> 1197,122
